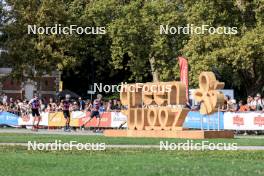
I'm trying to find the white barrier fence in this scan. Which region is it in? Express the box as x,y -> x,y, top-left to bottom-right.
1,111 -> 264,130
224,112 -> 264,130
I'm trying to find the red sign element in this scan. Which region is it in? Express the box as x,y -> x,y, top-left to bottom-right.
233,115 -> 244,126
254,116 -> 264,126
79,112 -> 111,127
178,56 -> 188,101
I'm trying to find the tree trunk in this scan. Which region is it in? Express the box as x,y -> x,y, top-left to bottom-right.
149,56 -> 159,82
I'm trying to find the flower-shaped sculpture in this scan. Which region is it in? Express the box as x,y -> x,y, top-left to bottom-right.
194,72 -> 225,115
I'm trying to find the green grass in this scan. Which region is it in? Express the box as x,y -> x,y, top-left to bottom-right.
0,133 -> 264,146
1,133 -> 264,176
0,146 -> 264,176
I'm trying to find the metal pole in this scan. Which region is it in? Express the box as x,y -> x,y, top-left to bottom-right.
218,106 -> 220,131
215,108 -> 218,131
200,102 -> 203,130
201,115 -> 203,130
214,111 -> 216,131
207,114 -> 210,131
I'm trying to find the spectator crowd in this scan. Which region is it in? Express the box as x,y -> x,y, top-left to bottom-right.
0,92 -> 264,116
0,93 -> 123,116
221,93 -> 264,112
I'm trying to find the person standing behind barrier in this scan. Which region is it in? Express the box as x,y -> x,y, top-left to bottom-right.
47,98 -> 57,112
78,97 -> 85,111
0,102 -> 4,112
28,94 -> 41,131
21,100 -> 29,116
2,93 -> 7,104
62,94 -> 72,132
247,95 -> 256,111
106,99 -> 113,111
85,100 -> 92,112
238,100 -> 249,112
262,96 -> 264,112
255,93 -> 263,111
39,99 -> 46,112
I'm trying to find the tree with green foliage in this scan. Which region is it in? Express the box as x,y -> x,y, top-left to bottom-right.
182,0 -> 264,96
0,0 -> 3,23
0,0 -> 5,66
108,0 -> 187,82
0,0 -> 263,97
0,0 -> 74,78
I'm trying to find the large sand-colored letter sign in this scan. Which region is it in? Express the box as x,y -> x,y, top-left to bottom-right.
120,81 -> 189,131
194,72 -> 225,115
104,72 -> 234,139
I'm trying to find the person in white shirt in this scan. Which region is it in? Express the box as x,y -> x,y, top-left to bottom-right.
255,93 -> 263,111
2,94 -> 7,104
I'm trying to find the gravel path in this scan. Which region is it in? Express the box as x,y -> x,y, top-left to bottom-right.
1,129 -> 264,151
0,142 -> 264,150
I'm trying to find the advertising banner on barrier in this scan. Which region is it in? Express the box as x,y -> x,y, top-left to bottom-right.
48,112 -> 79,127
183,111 -> 224,130
7,111 -> 264,130
79,112 -> 111,127
111,112 -> 127,128
71,111 -> 86,119
0,112 -> 19,126
18,112 -> 49,126
224,112 -> 264,130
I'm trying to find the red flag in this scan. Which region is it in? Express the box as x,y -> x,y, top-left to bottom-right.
178,57 -> 189,101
